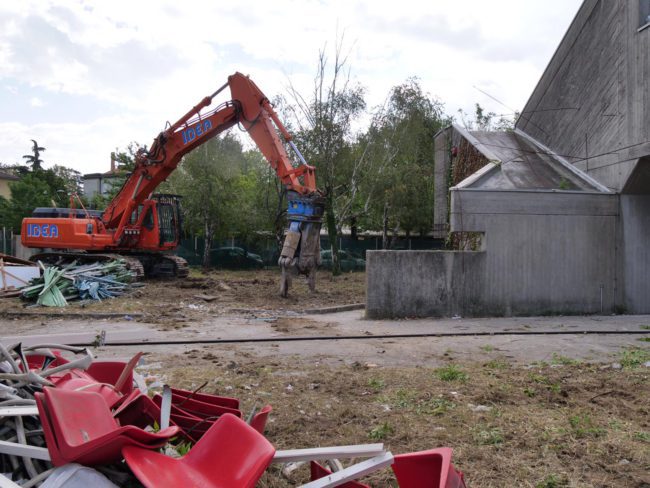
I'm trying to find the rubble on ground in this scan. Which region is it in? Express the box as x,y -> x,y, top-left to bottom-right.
18,260 -> 140,307
0,343 -> 465,487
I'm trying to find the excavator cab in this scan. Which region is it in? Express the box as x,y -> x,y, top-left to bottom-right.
152,194 -> 182,247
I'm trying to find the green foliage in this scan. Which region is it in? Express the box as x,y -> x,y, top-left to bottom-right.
633,431 -> 650,443
359,78 -> 448,246
457,103 -> 516,131
551,353 -> 580,366
535,474 -> 569,488
0,173 -> 54,231
22,139 -> 45,170
568,414 -> 605,438
367,378 -> 385,391
435,365 -> 468,382
473,426 -> 504,446
619,347 -> 650,368
162,135 -> 282,267
369,422 -> 393,440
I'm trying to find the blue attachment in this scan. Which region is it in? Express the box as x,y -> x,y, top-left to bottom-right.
287,197 -> 322,223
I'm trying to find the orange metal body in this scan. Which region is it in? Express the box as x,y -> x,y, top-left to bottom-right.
22,72 -> 318,253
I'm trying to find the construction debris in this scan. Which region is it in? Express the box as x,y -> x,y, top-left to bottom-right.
0,343 -> 466,487
20,260 -> 139,307
0,256 -> 39,299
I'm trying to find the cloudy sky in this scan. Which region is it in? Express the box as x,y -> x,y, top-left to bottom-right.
0,0 -> 582,174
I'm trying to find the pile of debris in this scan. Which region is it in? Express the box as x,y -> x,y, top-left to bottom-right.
0,343 -> 466,487
0,254 -> 40,299
19,260 -> 139,307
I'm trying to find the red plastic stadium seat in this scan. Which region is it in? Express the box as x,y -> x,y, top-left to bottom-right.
123,413 -> 275,488
86,360 -> 135,395
310,461 -> 371,487
249,404 -> 272,435
171,387 -> 239,410
36,387 -> 179,466
391,448 -> 466,488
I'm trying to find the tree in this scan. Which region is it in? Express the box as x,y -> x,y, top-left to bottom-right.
22,140 -> 46,170
0,174 -> 53,232
162,134 -> 247,268
287,39 -> 366,275
360,78 -> 448,247
457,103 -> 517,131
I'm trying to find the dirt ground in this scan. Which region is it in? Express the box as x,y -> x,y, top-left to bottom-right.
0,269 -> 366,321
2,269 -> 649,487
150,350 -> 650,488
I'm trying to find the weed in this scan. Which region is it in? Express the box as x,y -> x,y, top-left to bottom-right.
619,348 -> 650,368
536,474 -> 569,488
393,389 -> 417,409
484,359 -> 509,370
480,344 -> 494,352
416,398 -> 454,416
367,378 -> 385,391
436,365 -> 468,382
637,337 -> 650,343
639,325 -> 650,330
369,422 -> 393,440
558,178 -> 570,190
524,387 -> 536,398
473,426 -> 504,446
551,353 -> 580,366
633,431 -> 650,444
568,414 -> 605,438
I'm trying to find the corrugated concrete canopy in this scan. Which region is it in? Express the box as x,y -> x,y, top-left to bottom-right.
462,130 -> 602,191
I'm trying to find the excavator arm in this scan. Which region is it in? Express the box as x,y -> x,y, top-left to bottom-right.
101,72 -> 323,296
102,72 -> 318,232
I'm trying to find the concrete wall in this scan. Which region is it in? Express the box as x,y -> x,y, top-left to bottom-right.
367,189 -> 622,318
433,129 -> 452,238
620,195 -> 650,312
516,0 -> 650,191
449,189 -> 620,316
366,250 -> 485,319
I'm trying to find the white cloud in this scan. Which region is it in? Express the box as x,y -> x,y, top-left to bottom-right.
0,0 -> 583,173
29,97 -> 44,107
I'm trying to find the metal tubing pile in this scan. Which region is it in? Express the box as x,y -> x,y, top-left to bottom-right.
20,260 -> 139,307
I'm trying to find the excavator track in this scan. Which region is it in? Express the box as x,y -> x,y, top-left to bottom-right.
161,254 -> 189,278
28,252 -> 188,280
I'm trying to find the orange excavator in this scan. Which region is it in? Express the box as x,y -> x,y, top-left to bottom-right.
21,72 -> 324,296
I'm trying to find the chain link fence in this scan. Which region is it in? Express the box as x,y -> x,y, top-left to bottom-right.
177,234 -> 444,269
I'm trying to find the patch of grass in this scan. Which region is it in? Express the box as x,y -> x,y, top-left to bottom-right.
480,344 -> 494,352
639,325 -> 650,330
416,398 -> 454,416
473,426 -> 504,446
633,431 -> 650,444
484,359 -> 509,370
619,347 -> 650,368
436,365 -> 468,382
551,353 -> 580,366
369,422 -> 393,440
568,414 -> 605,438
391,389 -> 418,409
524,387 -> 536,398
637,337 -> 650,343
536,474 -> 569,488
367,378 -> 385,391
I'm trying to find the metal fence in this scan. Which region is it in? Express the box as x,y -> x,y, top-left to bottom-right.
1,227 -> 14,256
177,234 -> 444,268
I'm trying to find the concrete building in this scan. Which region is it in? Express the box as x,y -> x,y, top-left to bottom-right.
83,153 -> 127,200
0,171 -> 19,200
367,0 -> 650,318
